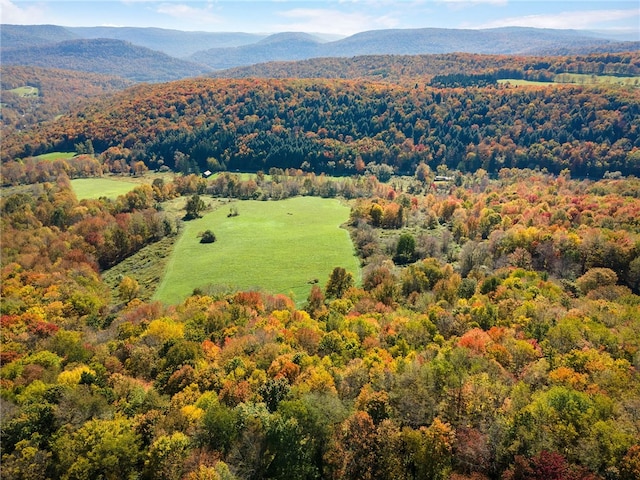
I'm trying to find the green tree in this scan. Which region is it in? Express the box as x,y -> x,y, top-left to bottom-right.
184,194 -> 206,220
370,204 -> 383,227
403,418 -> 455,480
118,276 -> 140,303
53,417 -> 142,480
576,267 -> 617,294
325,267 -> 354,299
200,402 -> 238,454
395,233 -> 417,264
144,432 -> 191,480
0,438 -> 52,480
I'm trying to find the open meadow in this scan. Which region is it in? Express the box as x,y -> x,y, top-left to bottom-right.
70,172 -> 175,200
71,177 -> 143,200
33,151 -> 76,161
498,73 -> 639,88
154,196 -> 360,305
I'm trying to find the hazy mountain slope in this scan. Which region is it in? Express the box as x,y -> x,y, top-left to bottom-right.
1,38 -> 212,82
3,24 -> 636,75
192,27 -> 638,69
189,32 -> 324,70
0,24 -> 78,49
68,27 -> 266,57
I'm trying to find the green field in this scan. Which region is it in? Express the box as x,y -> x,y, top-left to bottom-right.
154,197 -> 360,305
499,74 -> 639,88
555,73 -> 639,87
498,79 -> 554,87
7,85 -> 39,97
71,177 -> 140,200
34,151 -> 77,161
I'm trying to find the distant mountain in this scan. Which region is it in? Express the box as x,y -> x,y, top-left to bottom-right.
1,24 -> 267,57
2,24 -> 637,79
0,24 -> 78,49
1,38 -> 212,82
191,27 -> 640,70
190,32 -> 324,70
67,27 -> 266,58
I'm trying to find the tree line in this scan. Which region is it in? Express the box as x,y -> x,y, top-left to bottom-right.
2,77 -> 639,181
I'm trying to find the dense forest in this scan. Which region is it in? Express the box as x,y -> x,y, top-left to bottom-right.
1,168 -> 639,479
2,45 -> 640,479
2,74 -> 640,182
210,51 -> 640,82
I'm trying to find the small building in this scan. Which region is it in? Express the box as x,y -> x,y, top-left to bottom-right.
434,175 -> 452,182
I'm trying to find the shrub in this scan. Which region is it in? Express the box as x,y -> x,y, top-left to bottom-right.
200,230 -> 216,244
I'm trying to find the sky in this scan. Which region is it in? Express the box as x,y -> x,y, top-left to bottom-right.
1,0 -> 639,39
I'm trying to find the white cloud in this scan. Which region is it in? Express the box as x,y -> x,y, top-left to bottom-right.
0,0 -> 49,24
275,8 -> 399,35
155,2 -> 223,27
440,0 -> 507,4
473,8 -> 640,30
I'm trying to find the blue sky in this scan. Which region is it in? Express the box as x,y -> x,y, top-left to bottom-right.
2,1 -> 638,39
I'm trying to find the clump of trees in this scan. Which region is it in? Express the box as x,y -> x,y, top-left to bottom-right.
184,194 -> 206,220
200,229 -> 216,244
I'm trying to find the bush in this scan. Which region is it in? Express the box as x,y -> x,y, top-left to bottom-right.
200,230 -> 216,244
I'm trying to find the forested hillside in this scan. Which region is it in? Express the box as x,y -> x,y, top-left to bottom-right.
210,51 -> 640,83
0,39 -> 212,82
3,76 -> 639,181
1,169 -> 639,479
0,66 -> 133,133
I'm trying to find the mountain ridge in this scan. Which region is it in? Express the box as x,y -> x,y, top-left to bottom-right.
1,38 -> 212,82
2,24 -> 638,76
191,26 -> 640,69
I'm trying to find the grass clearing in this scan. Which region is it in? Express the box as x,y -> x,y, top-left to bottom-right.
499,74 -> 639,88
33,151 -> 77,161
498,79 -> 554,87
103,236 -> 177,303
7,86 -> 39,97
154,196 -> 360,305
71,177 -> 141,200
555,73 -> 639,87
71,173 -> 175,200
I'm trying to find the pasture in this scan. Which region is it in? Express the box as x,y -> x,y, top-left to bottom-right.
499,74 -> 639,88
71,177 -> 141,200
33,151 -> 77,161
154,197 -> 360,305
497,79 -> 554,87
8,85 -> 39,97
70,172 -> 175,200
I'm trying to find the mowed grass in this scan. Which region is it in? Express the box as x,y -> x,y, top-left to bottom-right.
499,74 -> 639,88
8,86 -> 39,97
154,197 -> 360,305
71,173 -> 175,200
33,151 -> 77,161
498,79 -> 554,87
71,177 -> 140,200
